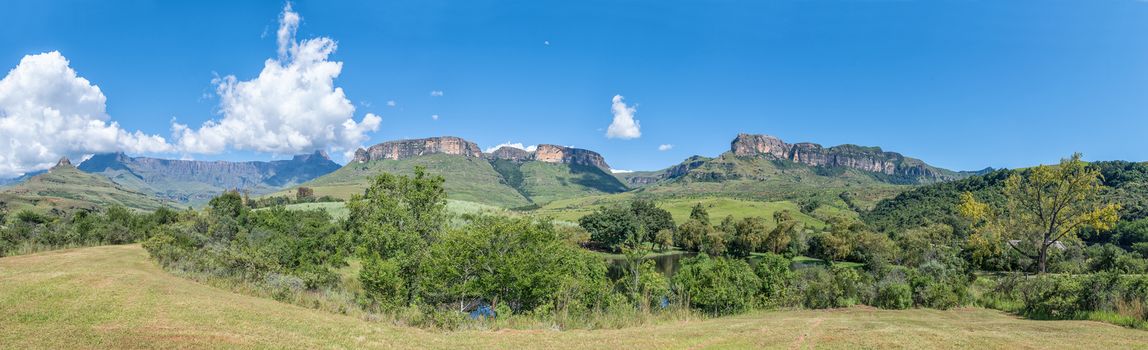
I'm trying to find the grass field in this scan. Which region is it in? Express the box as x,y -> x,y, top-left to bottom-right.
4,245 -> 1148,349
275,199 -> 505,221
283,154 -> 533,208
532,195 -> 847,228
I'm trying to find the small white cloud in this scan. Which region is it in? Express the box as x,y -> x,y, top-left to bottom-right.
431,114 -> 439,121
606,94 -> 640,139
0,51 -> 173,177
658,144 -> 673,151
386,100 -> 396,107
610,169 -> 634,174
544,40 -> 550,46
484,142 -> 538,153
430,90 -> 444,97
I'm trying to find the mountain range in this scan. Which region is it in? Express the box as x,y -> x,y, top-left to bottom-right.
1,133 -> 980,212
76,151 -> 341,206
0,158 -> 166,212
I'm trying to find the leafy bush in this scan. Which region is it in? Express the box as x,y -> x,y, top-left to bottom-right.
754,253 -> 794,307
909,260 -> 968,309
360,256 -> 407,311
674,254 -> 760,315
874,281 -> 913,310
793,265 -> 867,309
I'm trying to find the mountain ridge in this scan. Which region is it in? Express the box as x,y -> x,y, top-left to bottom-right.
78,151 -> 341,205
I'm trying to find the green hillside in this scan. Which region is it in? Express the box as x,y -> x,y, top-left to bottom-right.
284,155 -> 630,208
0,162 -> 166,212
625,153 -> 911,210
493,160 -> 628,205
863,160 -> 1148,234
530,152 -> 931,224
287,154 -> 533,208
4,245 -> 1147,349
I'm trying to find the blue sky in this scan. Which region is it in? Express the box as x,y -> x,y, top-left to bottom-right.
1,0 -> 1147,176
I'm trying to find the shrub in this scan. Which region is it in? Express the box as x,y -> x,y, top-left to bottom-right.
909,259 -> 968,309
754,253 -> 794,307
874,281 -> 913,310
360,257 -> 407,311
674,254 -> 760,315
794,265 -> 867,309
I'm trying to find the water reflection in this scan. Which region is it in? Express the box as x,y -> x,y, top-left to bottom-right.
606,251 -> 698,280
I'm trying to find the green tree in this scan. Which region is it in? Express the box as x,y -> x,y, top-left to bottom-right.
754,253 -> 794,307
673,254 -> 760,315
675,204 -> 712,252
578,205 -> 637,252
579,199 -> 674,253
423,215 -> 610,313
347,167 -> 447,304
689,203 -> 711,226
766,210 -> 798,254
630,199 -> 675,241
729,217 -> 768,258
960,153 -> 1121,273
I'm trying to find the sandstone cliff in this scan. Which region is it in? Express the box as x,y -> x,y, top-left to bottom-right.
730,133 -> 956,181
486,144 -> 611,171
353,136 -> 482,162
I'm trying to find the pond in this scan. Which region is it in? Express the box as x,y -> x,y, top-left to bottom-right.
606,251 -> 698,280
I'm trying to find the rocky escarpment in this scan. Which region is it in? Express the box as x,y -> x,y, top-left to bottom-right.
353,136 -> 482,162
731,133 -> 956,182
78,151 -> 341,202
486,144 -> 612,172
617,155 -> 711,187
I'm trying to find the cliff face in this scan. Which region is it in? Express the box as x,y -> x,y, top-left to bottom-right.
730,133 -> 955,181
78,150 -> 341,201
488,146 -> 531,161
486,144 -> 611,171
353,136 -> 482,162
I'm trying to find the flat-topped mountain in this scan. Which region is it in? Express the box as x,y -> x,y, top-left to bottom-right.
352,136 -> 483,162
79,151 -> 341,205
289,136 -> 627,207
487,144 -> 611,172
731,133 -> 962,182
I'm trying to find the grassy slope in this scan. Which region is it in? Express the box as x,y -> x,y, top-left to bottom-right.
94,168 -> 257,208
0,166 -> 166,212
527,153 -> 912,226
514,161 -> 628,205
4,245 -> 1148,349
277,199 -> 505,221
285,154 -> 531,208
532,194 -> 855,230
640,153 -> 909,210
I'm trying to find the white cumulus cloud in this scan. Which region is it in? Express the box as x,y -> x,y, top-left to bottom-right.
386,100 -> 396,107
610,169 -> 634,174
606,94 -> 640,139
658,144 -> 673,151
173,3 -> 380,160
484,142 -> 538,153
0,51 -> 173,178
430,90 -> 444,97
431,114 -> 439,121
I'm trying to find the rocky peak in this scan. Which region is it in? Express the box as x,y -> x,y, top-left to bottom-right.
292,150 -> 331,162
52,157 -> 74,170
353,136 -> 483,163
731,133 -> 955,181
488,146 -> 531,161
486,144 -> 611,171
